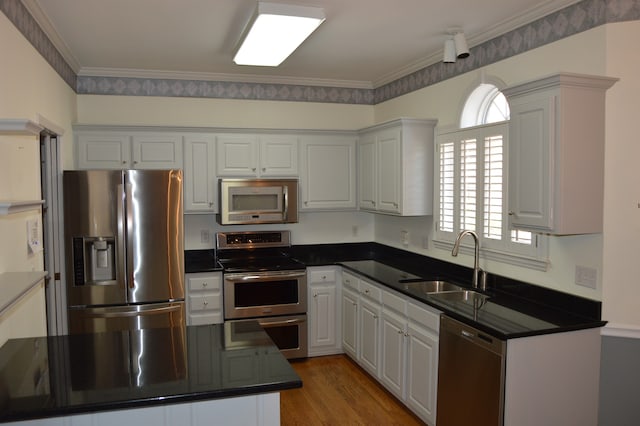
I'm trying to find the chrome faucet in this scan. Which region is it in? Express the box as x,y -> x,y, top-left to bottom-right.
451,230 -> 483,290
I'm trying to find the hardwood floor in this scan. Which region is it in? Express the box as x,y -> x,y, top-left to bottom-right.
280,355 -> 425,425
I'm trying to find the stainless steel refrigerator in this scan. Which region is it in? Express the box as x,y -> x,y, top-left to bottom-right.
63,169 -> 185,334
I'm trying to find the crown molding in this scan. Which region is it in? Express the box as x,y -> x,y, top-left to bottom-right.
21,0 -> 81,73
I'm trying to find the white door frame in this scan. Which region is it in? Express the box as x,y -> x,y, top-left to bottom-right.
40,129 -> 68,335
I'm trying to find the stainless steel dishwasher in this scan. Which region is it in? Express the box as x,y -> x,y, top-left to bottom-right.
436,315 -> 506,426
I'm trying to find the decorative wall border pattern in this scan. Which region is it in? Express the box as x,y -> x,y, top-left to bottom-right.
0,0 -> 76,89
2,0 -> 639,104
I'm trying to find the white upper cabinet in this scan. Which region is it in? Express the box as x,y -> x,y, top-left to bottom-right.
504,73 -> 617,234
76,129 -> 183,170
216,133 -> 298,177
183,134 -> 217,213
299,134 -> 357,210
357,118 -> 437,216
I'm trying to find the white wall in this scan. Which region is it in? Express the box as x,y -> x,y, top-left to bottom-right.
0,13 -> 76,274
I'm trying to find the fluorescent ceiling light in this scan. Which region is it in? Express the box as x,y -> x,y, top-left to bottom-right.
234,2 -> 325,67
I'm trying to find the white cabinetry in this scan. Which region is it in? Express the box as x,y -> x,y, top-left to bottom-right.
380,288 -> 440,425
503,73 -> 617,234
341,274 -> 359,359
183,134 -> 217,213
185,272 -> 223,325
299,134 -> 357,210
357,118 -> 437,215
307,266 -> 342,356
75,129 -> 183,169
216,134 -> 298,177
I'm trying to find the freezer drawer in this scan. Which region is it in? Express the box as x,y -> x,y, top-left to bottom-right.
68,302 -> 185,334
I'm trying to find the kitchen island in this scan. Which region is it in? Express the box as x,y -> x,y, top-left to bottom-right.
0,322 -> 301,425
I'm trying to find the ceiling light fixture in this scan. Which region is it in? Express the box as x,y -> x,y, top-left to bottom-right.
442,28 -> 470,63
233,2 -> 326,67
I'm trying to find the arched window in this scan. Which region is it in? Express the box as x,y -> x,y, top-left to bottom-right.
460,83 -> 510,128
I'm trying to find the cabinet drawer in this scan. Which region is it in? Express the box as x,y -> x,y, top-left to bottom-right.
382,289 -> 407,315
188,275 -> 222,291
408,301 -> 440,333
189,311 -> 223,325
360,280 -> 382,302
343,272 -> 359,290
309,269 -> 336,284
189,294 -> 222,312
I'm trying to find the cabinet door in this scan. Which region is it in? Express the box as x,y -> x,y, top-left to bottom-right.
216,134 -> 258,176
76,134 -> 131,169
132,134 -> 183,169
376,128 -> 402,213
406,322 -> 438,425
183,135 -> 217,213
380,309 -> 406,399
260,135 -> 298,176
341,287 -> 359,359
186,272 -> 223,326
300,136 -> 357,210
508,95 -> 553,231
359,296 -> 381,377
357,133 -> 377,210
309,283 -> 337,352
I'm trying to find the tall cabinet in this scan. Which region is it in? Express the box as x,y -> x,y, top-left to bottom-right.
503,73 -> 617,234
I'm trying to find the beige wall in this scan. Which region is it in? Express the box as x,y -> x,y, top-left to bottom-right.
0,13 -> 76,274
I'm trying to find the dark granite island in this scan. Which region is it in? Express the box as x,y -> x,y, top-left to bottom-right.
0,322 -> 301,425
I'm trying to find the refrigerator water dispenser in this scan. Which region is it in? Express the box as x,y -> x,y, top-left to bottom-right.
72,237 -> 116,286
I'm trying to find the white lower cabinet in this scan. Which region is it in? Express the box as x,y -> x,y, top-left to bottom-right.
185,272 -> 223,325
307,266 -> 342,356
341,269 -> 440,425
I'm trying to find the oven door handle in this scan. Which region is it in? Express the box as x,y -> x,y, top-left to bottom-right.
258,317 -> 306,327
224,270 -> 307,281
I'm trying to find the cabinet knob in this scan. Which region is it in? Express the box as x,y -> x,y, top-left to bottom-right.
209,202 -> 214,207
397,329 -> 403,335
122,161 -> 127,164
322,275 -> 326,280
252,167 -> 256,172
404,332 -> 409,337
262,167 -> 266,172
203,301 -> 208,306
393,202 -> 398,208
364,289 -> 370,294
133,161 -> 138,165
202,282 -> 208,287
508,211 -> 515,216
304,201 -> 308,205
313,293 -> 318,298
374,315 -> 378,319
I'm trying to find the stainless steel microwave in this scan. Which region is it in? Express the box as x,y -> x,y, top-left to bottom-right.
218,178 -> 299,225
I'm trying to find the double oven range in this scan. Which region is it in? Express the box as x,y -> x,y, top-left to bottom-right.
217,230 -> 307,359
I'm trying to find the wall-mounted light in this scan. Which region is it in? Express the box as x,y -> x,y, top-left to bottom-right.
234,2 -> 325,67
443,28 -> 470,63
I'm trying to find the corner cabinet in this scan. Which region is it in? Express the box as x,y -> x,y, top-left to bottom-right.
503,73 -> 617,234
299,134 -> 357,211
357,118 -> 437,216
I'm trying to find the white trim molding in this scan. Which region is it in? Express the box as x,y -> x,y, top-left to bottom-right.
601,323 -> 640,339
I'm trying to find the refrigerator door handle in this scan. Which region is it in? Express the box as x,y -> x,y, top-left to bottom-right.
76,304 -> 183,318
117,182 -> 128,290
125,181 -> 135,289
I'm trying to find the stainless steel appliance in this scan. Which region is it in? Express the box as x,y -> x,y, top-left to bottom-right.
217,230 -> 307,359
63,169 -> 185,334
218,178 -> 298,225
436,315 -> 506,426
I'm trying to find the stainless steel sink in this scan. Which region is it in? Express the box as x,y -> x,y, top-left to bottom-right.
404,280 -> 464,294
430,289 -> 489,305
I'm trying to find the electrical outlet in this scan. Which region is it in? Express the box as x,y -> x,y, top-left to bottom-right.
352,225 -> 358,237
575,265 -> 597,289
422,235 -> 429,249
200,229 -> 210,244
401,230 -> 409,246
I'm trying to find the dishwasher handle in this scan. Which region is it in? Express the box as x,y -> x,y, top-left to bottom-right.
441,315 -> 505,356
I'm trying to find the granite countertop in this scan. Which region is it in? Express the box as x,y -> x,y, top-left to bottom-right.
340,260 -> 605,340
0,323 -> 301,423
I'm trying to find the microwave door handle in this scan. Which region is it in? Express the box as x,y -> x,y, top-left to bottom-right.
282,185 -> 289,220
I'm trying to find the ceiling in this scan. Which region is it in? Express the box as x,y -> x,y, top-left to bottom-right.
24,0 -> 580,89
